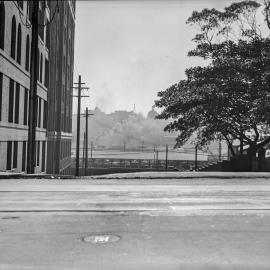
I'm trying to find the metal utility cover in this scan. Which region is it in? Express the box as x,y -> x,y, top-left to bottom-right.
82,235 -> 121,244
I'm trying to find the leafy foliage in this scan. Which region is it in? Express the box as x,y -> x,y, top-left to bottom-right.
155,1 -> 270,161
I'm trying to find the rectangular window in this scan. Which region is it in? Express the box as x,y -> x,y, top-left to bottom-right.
42,141 -> 45,172
22,141 -> 26,171
0,73 -> 2,121
45,59 -> 49,88
38,97 -> 41,128
36,97 -> 39,127
8,79 -> 14,123
6,141 -> 12,170
14,83 -> 20,124
23,88 -> 28,125
13,141 -> 18,168
37,141 -> 40,166
43,100 -> 47,129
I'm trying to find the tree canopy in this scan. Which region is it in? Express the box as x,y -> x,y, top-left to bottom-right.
155,1 -> 270,169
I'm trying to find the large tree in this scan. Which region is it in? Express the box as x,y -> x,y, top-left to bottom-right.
155,1 -> 270,171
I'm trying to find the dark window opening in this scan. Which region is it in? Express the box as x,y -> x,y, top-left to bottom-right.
0,73 -> 2,121
16,24 -> 21,64
0,2 -> 5,50
40,53 -> 43,83
38,97 -> 41,128
45,21 -> 50,48
36,97 -> 39,127
45,58 -> 49,88
22,141 -> 26,171
37,141 -> 40,166
13,141 -> 18,168
38,5 -> 44,41
8,79 -> 14,123
28,1 -> 33,23
23,88 -> 28,125
11,16 -> 16,59
6,141 -> 12,170
42,141 -> 45,172
25,35 -> 30,71
37,48 -> 39,81
14,82 -> 20,124
17,1 -> 23,10
43,100 -> 47,129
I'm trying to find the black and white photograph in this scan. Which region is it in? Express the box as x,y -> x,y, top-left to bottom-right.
1,0 -> 270,269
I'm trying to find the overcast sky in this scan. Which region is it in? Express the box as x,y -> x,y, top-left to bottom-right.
74,0 -> 240,115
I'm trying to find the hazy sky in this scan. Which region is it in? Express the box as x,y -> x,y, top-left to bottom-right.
74,0 -> 237,115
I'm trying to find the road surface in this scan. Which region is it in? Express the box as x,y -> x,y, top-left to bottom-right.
0,176 -> 270,269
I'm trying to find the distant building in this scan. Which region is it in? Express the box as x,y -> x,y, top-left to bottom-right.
147,106 -> 158,119
0,1 -> 76,174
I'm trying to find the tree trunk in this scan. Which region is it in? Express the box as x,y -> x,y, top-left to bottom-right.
240,132 -> 244,155
248,146 -> 257,172
258,148 -> 266,172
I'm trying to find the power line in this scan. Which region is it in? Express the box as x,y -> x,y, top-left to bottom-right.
13,1 -> 59,29
13,1 -> 31,28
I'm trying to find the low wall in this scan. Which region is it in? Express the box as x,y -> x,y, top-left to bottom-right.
70,167 -> 175,176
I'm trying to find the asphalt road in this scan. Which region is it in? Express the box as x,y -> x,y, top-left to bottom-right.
0,177 -> 270,270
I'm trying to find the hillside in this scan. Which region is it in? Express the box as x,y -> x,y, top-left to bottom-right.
72,107 -> 178,150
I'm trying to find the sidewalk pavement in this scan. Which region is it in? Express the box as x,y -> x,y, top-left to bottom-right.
2,170 -> 270,180
88,171 -> 270,179
0,171 -> 78,180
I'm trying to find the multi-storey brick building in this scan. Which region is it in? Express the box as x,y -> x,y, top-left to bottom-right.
46,0 -> 75,175
0,1 -> 76,174
0,1 -> 49,173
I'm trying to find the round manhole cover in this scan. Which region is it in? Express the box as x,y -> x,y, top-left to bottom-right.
82,235 -> 121,244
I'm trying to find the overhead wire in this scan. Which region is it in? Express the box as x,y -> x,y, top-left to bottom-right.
13,0 -> 60,29
12,1 -> 31,28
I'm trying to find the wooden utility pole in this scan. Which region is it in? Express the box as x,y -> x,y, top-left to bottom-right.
165,145 -> 168,170
195,144 -> 198,171
82,132 -> 86,173
82,108 -> 94,175
85,107 -> 89,174
73,76 -> 89,176
76,76 -> 82,176
27,0 -> 39,174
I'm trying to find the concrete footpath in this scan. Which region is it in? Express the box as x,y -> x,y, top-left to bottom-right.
89,171 -> 270,179
2,171 -> 270,180
0,171 -> 77,179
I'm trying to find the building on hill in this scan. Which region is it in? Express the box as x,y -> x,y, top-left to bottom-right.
0,1 -> 76,174
147,106 -> 158,119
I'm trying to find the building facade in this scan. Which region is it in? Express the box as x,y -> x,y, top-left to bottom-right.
0,1 -> 75,174
0,1 -> 48,173
46,0 -> 75,175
